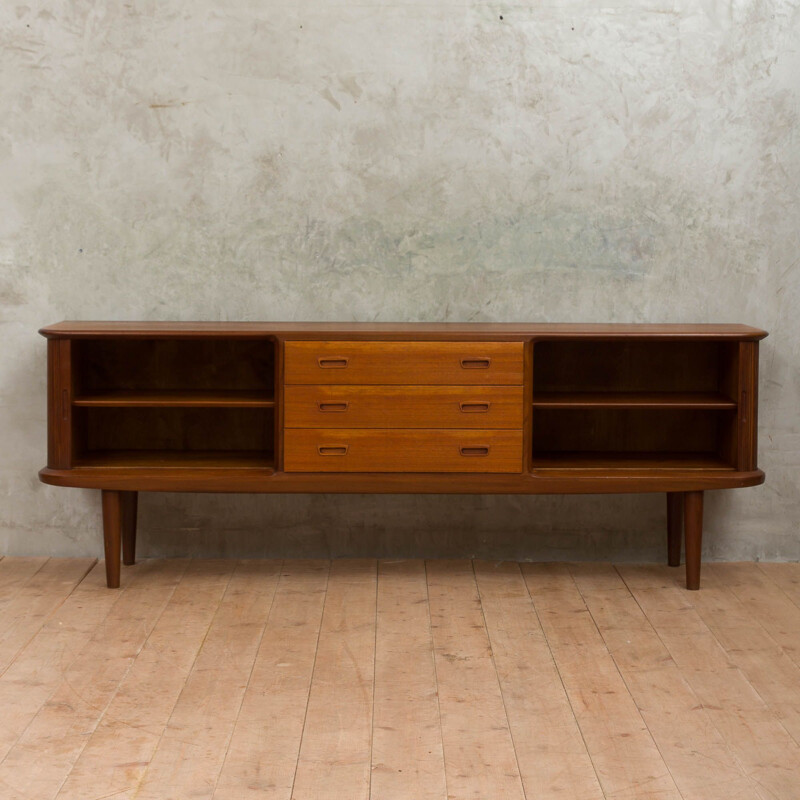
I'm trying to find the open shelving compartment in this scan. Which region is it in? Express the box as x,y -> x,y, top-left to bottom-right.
530,339 -> 741,471
70,337 -> 276,471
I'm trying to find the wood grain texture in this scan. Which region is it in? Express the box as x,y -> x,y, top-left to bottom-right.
370,560 -> 446,800
426,560 -> 526,800
533,391 -> 737,408
131,561 -> 281,800
40,321 -> 769,339
571,563 -> 768,800
290,559 -> 377,800
73,390 -> 275,407
214,561 -> 329,800
0,558 -> 95,675
284,341 -> 524,385
39,464 -> 766,493
3,558 -> 800,799
284,428 -> 523,473
284,385 -> 523,428
473,561 -> 603,799
0,559 -> 186,800
50,559 -> 227,800
0,562 -> 116,761
758,562 -> 800,609
521,563 -> 682,799
0,557 -> 49,610
737,342 -> 759,471
46,338 -> 72,469
682,564 -> 800,745
705,562 -> 800,670
617,564 -> 800,799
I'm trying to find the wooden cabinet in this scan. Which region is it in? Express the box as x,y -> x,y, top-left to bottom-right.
38,322 -> 767,591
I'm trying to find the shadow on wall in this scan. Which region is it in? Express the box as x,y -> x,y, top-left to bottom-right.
136,491 -> 673,561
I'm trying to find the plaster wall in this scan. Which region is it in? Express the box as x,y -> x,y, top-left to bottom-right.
1,1 -> 798,560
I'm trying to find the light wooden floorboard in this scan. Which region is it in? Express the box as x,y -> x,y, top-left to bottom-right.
290,559 -> 377,800
2,559 -> 800,800
427,560 -> 526,800
213,560 -> 329,800
571,563 -> 767,800
132,560 -> 282,800
676,564 -> 800,746
0,558 -> 184,800
474,560 -> 603,800
0,557 -> 49,610
618,564 -> 800,800
370,559 -> 446,800
0,561 -> 119,761
0,558 -> 95,675
522,563 -> 682,800
52,559 -> 230,800
706,562 -> 800,668
757,562 -> 800,608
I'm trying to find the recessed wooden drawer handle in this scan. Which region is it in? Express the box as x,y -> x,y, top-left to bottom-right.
318,445 -> 349,456
318,402 -> 349,412
460,445 -> 490,457
460,357 -> 491,369
459,401 -> 490,413
318,357 -> 349,368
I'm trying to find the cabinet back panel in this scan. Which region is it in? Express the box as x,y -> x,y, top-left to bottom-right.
78,407 -> 274,453
531,408 -> 731,457
75,339 -> 275,394
533,341 -> 734,394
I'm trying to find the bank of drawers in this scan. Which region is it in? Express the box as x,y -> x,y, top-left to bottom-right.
283,341 -> 524,473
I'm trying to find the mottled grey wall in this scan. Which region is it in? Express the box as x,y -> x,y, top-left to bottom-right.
1,1 -> 798,561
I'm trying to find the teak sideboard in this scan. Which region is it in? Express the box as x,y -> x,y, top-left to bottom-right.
39,322 -> 767,590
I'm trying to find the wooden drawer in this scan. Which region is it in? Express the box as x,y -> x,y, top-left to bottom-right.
284,385 -> 523,429
284,429 -> 523,473
284,341 -> 523,385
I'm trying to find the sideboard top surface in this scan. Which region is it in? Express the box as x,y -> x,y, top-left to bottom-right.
40,321 -> 769,340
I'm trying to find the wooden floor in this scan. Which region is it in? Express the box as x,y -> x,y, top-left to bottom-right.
0,559 -> 799,799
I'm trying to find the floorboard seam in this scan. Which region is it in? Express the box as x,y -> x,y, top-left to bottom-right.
519,564 -> 607,800
471,560 -> 528,800
287,559 -> 332,800
570,565 -> 685,800
210,559 -> 284,800
126,560 -> 234,800
423,559 -> 450,800
613,564 -> 774,798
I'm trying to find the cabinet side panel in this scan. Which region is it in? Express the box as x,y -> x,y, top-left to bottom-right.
718,342 -> 739,467
524,339 -> 533,471
47,338 -> 73,469
738,341 -> 759,471
275,337 -> 285,471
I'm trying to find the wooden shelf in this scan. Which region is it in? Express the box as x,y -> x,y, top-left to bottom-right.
532,392 -> 736,409
530,452 -> 735,471
74,391 -> 275,408
75,450 -> 275,469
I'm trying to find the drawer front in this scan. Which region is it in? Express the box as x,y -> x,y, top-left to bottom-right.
284,429 -> 523,473
284,341 -> 523,385
284,385 -> 523,429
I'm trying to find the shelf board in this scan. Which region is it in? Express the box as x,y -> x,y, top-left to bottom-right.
75,450 -> 275,470
530,451 -> 734,471
532,391 -> 737,410
73,391 -> 275,408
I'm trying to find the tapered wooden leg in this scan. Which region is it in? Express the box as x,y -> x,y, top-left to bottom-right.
667,492 -> 684,567
121,491 -> 138,566
101,490 -> 122,589
684,491 -> 704,590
